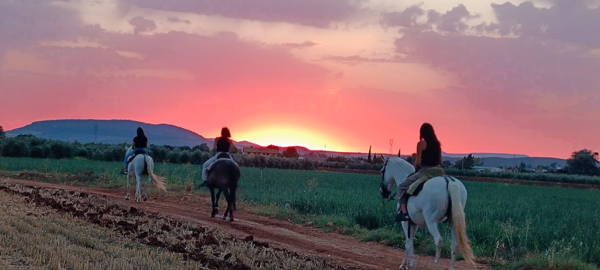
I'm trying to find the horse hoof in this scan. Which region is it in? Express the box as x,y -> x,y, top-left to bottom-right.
125,195 -> 130,200
229,218 -> 234,222
211,215 -> 215,218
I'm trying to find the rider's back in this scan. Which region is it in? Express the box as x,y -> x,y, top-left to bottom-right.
134,135 -> 148,149
215,136 -> 231,153
421,140 -> 441,167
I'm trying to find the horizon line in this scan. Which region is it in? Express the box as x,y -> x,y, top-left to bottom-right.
5,118 -> 570,159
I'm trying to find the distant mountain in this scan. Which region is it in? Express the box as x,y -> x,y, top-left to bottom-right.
6,119 -> 260,148
479,157 -> 566,168
441,152 -> 529,158
440,156 -> 566,168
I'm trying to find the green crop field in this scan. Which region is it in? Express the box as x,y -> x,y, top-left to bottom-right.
1,157 -> 599,269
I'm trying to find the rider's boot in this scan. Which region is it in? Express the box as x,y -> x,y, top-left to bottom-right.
395,194 -> 410,221
199,179 -> 208,187
122,165 -> 128,175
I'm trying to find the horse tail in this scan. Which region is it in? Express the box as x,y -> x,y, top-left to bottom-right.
448,180 -> 476,268
146,156 -> 167,193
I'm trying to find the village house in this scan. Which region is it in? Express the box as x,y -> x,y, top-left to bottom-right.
472,166 -> 503,172
242,146 -> 280,156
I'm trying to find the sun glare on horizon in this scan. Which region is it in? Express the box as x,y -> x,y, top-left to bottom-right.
236,125 -> 353,152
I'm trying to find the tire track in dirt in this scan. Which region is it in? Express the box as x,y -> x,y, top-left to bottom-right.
1,178 -> 488,270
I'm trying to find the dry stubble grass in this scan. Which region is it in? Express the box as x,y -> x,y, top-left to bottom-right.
0,191 -> 207,270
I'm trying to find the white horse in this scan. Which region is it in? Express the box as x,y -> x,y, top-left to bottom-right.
380,157 -> 476,270
124,146 -> 167,202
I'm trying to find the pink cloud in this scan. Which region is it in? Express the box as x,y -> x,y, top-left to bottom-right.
121,0 -> 364,28
382,2 -> 600,157
129,16 -> 157,34
0,1 -> 82,61
2,0 -> 600,158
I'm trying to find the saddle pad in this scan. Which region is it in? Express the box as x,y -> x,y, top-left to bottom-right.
407,167 -> 445,195
207,158 -> 239,171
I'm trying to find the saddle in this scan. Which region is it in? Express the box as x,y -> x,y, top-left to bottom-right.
407,166 -> 445,196
128,151 -> 149,175
207,153 -> 239,172
405,173 -> 457,224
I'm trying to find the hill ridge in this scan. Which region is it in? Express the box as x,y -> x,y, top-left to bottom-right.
6,119 -> 566,167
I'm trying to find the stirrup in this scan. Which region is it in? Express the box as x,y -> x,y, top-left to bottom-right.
395,212 -> 411,222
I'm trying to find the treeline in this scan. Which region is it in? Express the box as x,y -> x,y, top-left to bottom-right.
1,131 -> 598,184
445,168 -> 600,184
0,134 -> 322,170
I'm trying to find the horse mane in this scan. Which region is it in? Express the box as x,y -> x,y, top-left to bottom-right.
387,156 -> 415,174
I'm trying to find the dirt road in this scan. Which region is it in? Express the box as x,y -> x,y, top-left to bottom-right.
0,177 -> 488,270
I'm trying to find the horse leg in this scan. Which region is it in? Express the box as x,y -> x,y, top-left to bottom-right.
400,221 -> 409,269
222,189 -> 232,221
401,221 -> 418,270
425,218 -> 443,265
135,174 -> 142,203
215,189 -> 222,210
213,189 -> 222,218
227,186 -> 235,221
125,173 -> 131,200
145,176 -> 152,199
450,228 -> 457,270
209,187 -> 218,218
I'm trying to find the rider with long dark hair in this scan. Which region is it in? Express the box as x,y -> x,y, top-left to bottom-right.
123,127 -> 149,174
396,123 -> 443,221
200,127 -> 234,186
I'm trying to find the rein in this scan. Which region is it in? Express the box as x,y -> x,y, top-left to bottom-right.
380,159 -> 395,203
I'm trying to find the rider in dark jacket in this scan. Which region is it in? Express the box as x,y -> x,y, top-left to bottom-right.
396,123 -> 443,221
123,127 -> 149,174
199,127 -> 234,186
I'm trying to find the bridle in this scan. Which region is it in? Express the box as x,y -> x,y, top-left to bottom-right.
379,158 -> 396,201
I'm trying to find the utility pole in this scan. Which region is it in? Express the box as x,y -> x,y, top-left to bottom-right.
389,139 -> 394,155
94,124 -> 98,143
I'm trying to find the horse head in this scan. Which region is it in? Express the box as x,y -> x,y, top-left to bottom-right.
125,145 -> 133,155
379,156 -> 415,200
379,157 -> 392,199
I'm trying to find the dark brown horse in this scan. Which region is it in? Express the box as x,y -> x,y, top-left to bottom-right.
205,155 -> 241,222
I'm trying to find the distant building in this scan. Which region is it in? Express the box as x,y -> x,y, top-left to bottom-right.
242,146 -> 279,156
472,166 -> 503,172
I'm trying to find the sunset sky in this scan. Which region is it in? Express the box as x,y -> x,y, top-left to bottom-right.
1,0 -> 599,158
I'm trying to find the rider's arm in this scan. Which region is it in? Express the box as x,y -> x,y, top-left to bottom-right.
415,140 -> 426,169
212,137 -> 218,154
